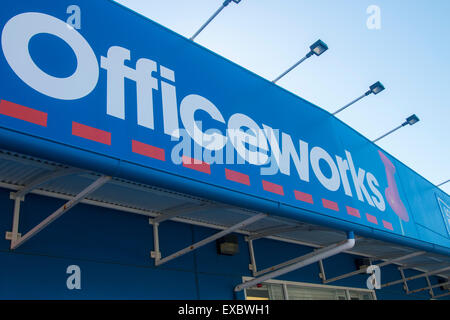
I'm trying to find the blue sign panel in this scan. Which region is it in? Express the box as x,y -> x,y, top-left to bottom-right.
0,0 -> 449,255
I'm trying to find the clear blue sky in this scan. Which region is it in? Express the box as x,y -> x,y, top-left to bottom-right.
114,0 -> 450,194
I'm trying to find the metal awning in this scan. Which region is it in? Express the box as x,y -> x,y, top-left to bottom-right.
0,148 -> 449,298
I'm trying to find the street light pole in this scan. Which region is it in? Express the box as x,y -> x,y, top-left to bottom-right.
272,39 -> 328,83
372,114 -> 420,143
372,124 -> 404,143
333,82 -> 385,116
333,93 -> 369,116
437,180 -> 450,187
190,0 -> 241,41
272,55 -> 310,84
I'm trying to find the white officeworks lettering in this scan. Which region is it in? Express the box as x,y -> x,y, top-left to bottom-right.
262,125 -> 309,182
367,172 -> 386,211
1,12 -> 98,100
346,150 -> 375,207
100,46 -> 159,129
0,12 -> 388,213
180,94 -> 227,151
336,155 -> 353,197
310,146 -> 341,192
160,65 -> 180,139
228,113 -> 269,166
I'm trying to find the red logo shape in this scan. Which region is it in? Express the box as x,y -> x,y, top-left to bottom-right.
378,151 -> 409,222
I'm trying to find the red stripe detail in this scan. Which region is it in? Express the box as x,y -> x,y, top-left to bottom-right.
322,199 -> 339,211
294,190 -> 313,204
382,220 -> 394,231
0,100 -> 47,126
346,206 -> 361,218
182,156 -> 211,174
72,122 -> 111,145
262,180 -> 284,196
225,169 -> 250,186
132,140 -> 165,161
366,213 -> 378,225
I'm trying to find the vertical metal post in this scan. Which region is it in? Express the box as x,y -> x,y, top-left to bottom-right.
10,196 -> 22,248
151,222 -> 161,264
247,238 -> 257,276
399,268 -> 410,293
425,276 -> 435,298
318,260 -> 327,282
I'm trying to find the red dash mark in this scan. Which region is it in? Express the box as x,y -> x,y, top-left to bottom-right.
132,140 -> 165,161
346,206 -> 361,218
366,213 -> 378,225
225,169 -> 250,186
322,199 -> 339,211
0,100 -> 47,126
72,122 -> 111,145
182,156 -> 211,174
294,190 -> 314,204
262,180 -> 284,196
382,220 -> 394,231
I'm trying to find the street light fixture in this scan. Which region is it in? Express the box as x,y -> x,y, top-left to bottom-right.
370,81 -> 385,95
272,39 -> 329,83
190,0 -> 242,41
372,114 -> 420,143
309,39 -> 329,57
405,114 -> 420,125
333,81 -> 385,115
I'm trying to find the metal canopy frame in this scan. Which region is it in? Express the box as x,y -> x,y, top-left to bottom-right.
6,167 -> 86,246
392,267 -> 450,299
381,266 -> 450,290
235,232 -> 355,292
321,251 -> 426,284
408,280 -> 450,295
1,149 -> 449,299
319,250 -> 450,299
7,174 -> 111,250
150,212 -> 267,266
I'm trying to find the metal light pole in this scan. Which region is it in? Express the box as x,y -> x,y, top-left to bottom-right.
272,39 -> 329,83
372,114 -> 420,143
190,0 -> 242,41
333,82 -> 385,115
437,180 -> 449,187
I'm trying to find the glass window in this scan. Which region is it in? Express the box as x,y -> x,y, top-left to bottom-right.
286,285 -> 347,300
246,283 -> 285,300
348,290 -> 373,300
245,280 -> 375,301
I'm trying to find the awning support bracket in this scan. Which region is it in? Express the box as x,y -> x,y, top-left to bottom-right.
246,224 -> 305,276
321,251 -> 425,284
7,175 -> 111,250
151,213 -> 267,267
5,167 -> 87,248
433,291 -> 450,299
408,280 -> 450,295
235,231 -> 355,292
153,203 -> 215,224
381,266 -> 450,289
399,268 -> 410,293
